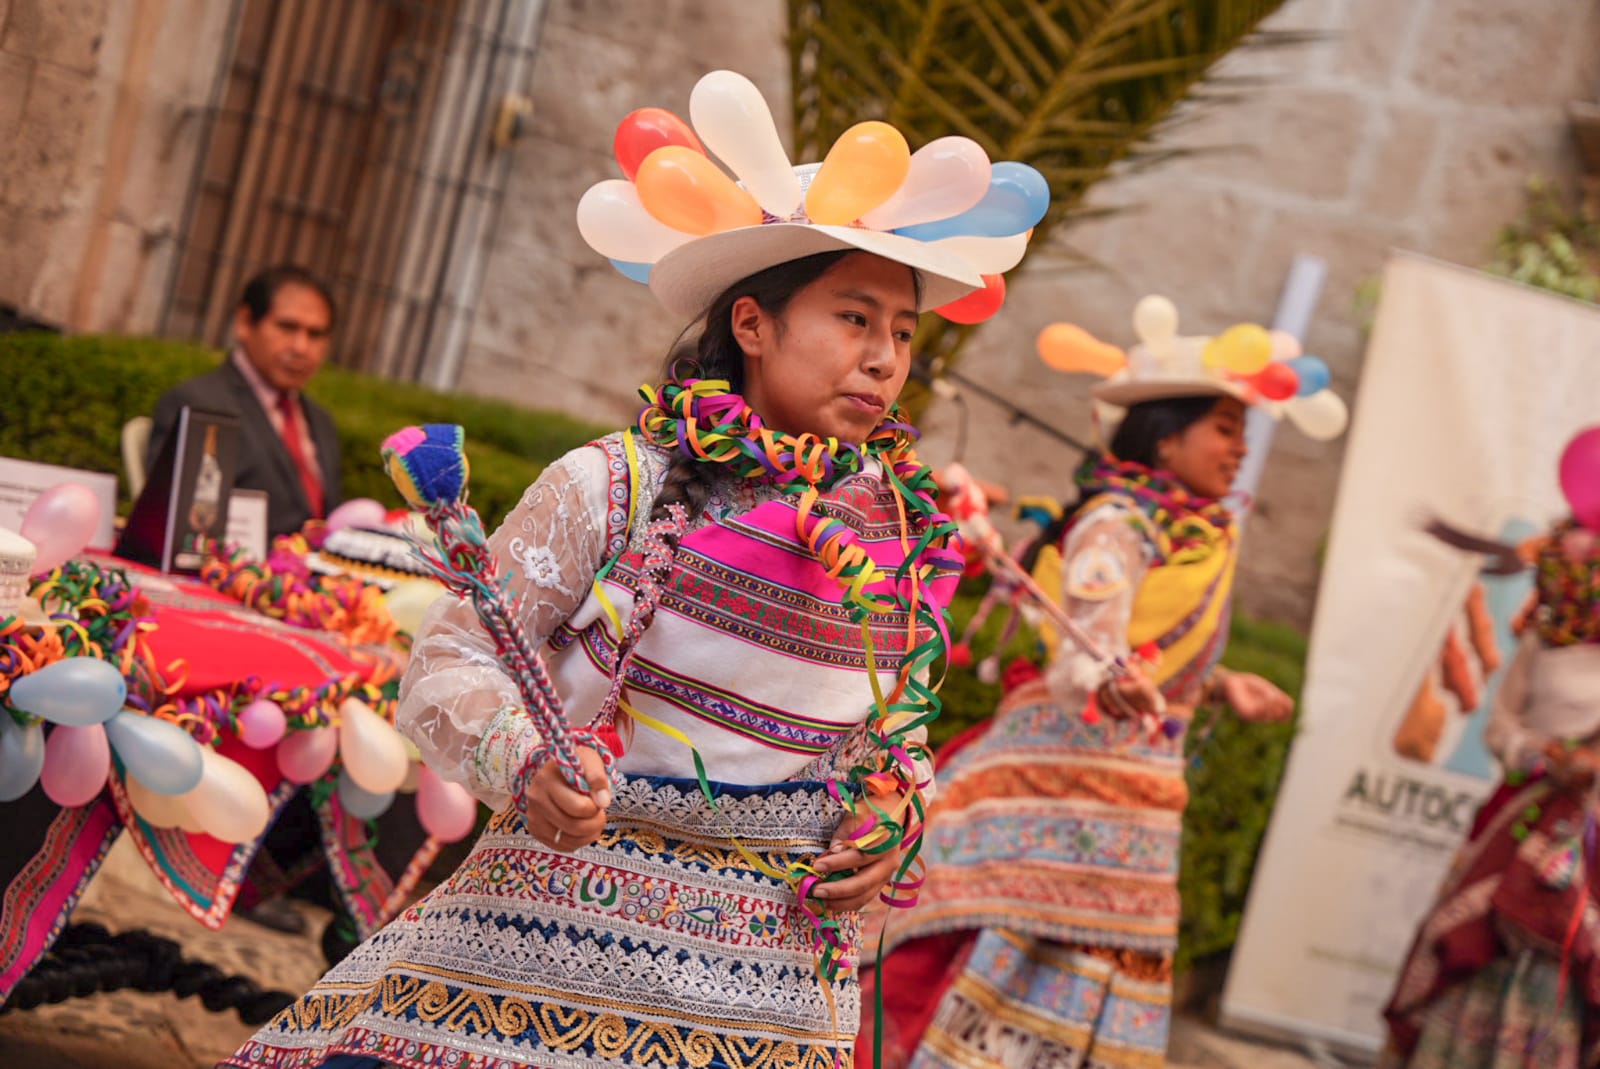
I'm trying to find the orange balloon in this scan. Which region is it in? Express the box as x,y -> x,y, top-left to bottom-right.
635,146 -> 762,236
1036,323 -> 1126,376
805,121 -> 912,226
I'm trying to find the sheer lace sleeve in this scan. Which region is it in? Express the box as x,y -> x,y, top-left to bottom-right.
1484,629 -> 1539,774
397,446 -> 615,808
1042,501 -> 1153,702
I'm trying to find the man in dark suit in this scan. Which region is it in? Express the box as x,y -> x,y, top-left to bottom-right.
149,264 -> 342,537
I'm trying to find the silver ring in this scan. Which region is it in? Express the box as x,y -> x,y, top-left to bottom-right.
552,829 -> 563,846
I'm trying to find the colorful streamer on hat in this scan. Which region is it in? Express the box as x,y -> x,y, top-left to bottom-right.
380,424 -> 619,803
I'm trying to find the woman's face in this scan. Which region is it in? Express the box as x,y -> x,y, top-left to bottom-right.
1159,397 -> 1248,499
733,253 -> 919,445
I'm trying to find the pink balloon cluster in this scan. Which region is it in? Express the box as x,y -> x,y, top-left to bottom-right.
21,483 -> 101,574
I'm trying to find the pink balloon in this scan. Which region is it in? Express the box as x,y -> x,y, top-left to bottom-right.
41,723 -> 110,807
275,725 -> 337,784
1560,426 -> 1600,533
324,497 -> 389,533
21,483 -> 101,574
415,766 -> 479,843
236,699 -> 288,749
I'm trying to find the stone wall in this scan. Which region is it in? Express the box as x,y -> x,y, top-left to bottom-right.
0,0 -> 231,333
917,0 -> 1600,625
454,0 -> 790,421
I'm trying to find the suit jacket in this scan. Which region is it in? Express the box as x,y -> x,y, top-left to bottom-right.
148,359 -> 343,538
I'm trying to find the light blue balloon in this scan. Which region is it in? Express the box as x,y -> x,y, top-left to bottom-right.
609,258 -> 652,284
104,710 -> 204,796
8,658 -> 127,727
1288,355 -> 1331,397
0,716 -> 45,802
892,162 -> 1050,241
337,768 -> 394,820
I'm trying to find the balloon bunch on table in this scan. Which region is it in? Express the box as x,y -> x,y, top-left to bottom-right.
1035,295 -> 1350,441
578,69 -> 1050,324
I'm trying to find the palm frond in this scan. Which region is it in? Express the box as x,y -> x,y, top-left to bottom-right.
789,0 -> 1292,375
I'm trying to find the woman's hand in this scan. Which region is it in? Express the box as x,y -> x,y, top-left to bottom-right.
1219,670 -> 1295,722
522,746 -> 612,852
809,802 -> 911,912
1097,662 -> 1163,718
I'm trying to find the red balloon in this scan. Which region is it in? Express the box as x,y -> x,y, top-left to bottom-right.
1250,360 -> 1300,401
934,274 -> 1006,325
614,108 -> 705,182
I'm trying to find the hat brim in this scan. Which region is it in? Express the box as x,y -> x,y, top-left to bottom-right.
648,224 -> 985,320
1091,375 -> 1253,408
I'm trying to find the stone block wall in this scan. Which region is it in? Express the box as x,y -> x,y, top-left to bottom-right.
0,0 -> 231,334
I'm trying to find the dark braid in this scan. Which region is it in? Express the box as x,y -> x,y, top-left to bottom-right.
2,922 -> 296,1026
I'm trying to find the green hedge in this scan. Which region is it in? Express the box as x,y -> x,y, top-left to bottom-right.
4,331 -> 1306,971
934,580 -> 1306,972
0,333 -> 608,525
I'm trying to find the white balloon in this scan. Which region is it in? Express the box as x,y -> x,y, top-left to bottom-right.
1286,390 -> 1349,441
126,773 -> 191,828
928,232 -> 1029,275
338,698 -> 410,794
576,179 -> 696,263
1132,295 -> 1179,347
859,136 -> 991,230
383,578 -> 445,636
689,70 -> 801,217
185,748 -> 270,844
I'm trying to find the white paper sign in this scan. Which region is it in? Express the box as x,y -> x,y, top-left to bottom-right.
226,489 -> 270,561
1222,253 -> 1600,1054
0,456 -> 119,549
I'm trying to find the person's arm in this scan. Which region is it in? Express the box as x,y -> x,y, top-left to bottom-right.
1042,501 -> 1152,705
397,446 -> 613,809
1484,629 -> 1541,774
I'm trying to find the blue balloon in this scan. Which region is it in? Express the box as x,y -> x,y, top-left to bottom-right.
0,716 -> 44,802
893,162 -> 1050,241
337,768 -> 394,820
609,258 -> 652,283
8,658 -> 127,727
1288,355 -> 1331,397
104,710 -> 204,796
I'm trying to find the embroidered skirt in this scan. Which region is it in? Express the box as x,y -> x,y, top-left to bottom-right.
222,775 -> 856,1069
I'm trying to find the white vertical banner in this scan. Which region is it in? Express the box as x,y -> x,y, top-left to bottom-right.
1221,253 -> 1600,1054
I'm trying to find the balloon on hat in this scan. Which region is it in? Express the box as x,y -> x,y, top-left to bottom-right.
805,121 -> 911,226
929,231 -> 1028,275
1037,323 -> 1126,376
635,146 -> 762,236
1249,361 -> 1300,402
1203,324 -> 1273,376
1268,329 -> 1303,362
608,259 -> 652,284
104,709 -> 204,795
1286,390 -> 1349,441
859,136 -> 991,231
0,714 -> 45,802
1559,426 -> 1600,532
8,656 -> 127,726
20,483 -> 100,575
613,106 -> 705,182
1287,355 -> 1331,397
577,179 -> 696,263
40,723 -> 110,808
687,71 -> 800,217
934,273 -> 1006,325
1132,295 -> 1179,350
894,162 -> 1049,241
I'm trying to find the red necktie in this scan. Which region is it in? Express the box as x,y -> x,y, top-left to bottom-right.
275,392 -> 325,518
